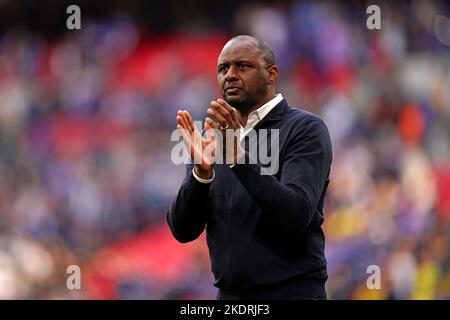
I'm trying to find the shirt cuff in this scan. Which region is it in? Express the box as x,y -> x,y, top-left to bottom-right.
192,167 -> 215,184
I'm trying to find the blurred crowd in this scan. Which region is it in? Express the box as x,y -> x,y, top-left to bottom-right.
0,0 -> 449,299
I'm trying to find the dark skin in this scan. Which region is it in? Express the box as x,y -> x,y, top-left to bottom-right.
177,37 -> 279,179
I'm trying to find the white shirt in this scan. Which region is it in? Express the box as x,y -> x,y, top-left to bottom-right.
193,94 -> 283,183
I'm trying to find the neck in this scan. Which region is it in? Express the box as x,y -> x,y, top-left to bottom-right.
239,93 -> 276,127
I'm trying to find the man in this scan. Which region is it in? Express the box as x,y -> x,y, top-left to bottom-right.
167,35 -> 332,299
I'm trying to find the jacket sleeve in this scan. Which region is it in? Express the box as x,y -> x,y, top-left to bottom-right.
230,117 -> 332,236
166,164 -> 211,243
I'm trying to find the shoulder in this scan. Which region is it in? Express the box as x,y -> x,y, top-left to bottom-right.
281,105 -> 332,156
283,105 -> 329,135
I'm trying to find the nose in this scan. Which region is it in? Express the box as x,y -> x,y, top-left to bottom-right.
225,65 -> 239,82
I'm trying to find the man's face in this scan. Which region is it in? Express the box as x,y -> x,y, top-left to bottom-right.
217,40 -> 270,112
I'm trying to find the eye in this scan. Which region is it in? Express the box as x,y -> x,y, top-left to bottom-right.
218,65 -> 229,73
238,64 -> 248,70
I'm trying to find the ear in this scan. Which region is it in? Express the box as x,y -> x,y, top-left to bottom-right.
266,65 -> 278,86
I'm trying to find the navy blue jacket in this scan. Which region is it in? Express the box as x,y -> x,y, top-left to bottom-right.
167,99 -> 332,299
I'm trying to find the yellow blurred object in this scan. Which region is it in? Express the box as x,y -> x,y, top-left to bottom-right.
437,270 -> 450,299
411,261 -> 440,300
352,281 -> 387,300
325,207 -> 368,241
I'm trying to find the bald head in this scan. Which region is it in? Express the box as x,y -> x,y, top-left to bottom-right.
224,35 -> 276,67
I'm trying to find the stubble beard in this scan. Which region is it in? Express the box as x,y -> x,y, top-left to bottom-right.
225,95 -> 252,114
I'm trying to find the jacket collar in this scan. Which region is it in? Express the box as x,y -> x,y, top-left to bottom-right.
253,98 -> 288,129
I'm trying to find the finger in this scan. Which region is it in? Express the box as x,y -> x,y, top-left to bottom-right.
205,116 -> 220,130
181,110 -> 195,133
179,125 -> 201,163
205,116 -> 220,132
177,124 -> 192,147
177,110 -> 189,130
181,111 -> 192,132
206,117 -> 219,127
207,107 -> 228,129
178,112 -> 191,132
177,110 -> 184,126
216,99 -> 241,126
216,99 -> 234,112
205,118 -> 222,153
204,117 -> 216,142
215,99 -> 238,122
210,101 -> 234,127
218,101 -> 240,124
183,110 -> 196,132
177,113 -> 188,130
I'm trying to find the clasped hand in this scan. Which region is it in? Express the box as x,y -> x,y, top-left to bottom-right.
176,99 -> 244,179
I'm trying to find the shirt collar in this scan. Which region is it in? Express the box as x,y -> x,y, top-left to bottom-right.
240,93 -> 283,141
248,93 -> 283,123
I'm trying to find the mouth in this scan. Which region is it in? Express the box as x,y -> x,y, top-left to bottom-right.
224,86 -> 242,94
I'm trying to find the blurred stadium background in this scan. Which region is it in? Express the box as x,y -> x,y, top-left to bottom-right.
0,0 -> 449,299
